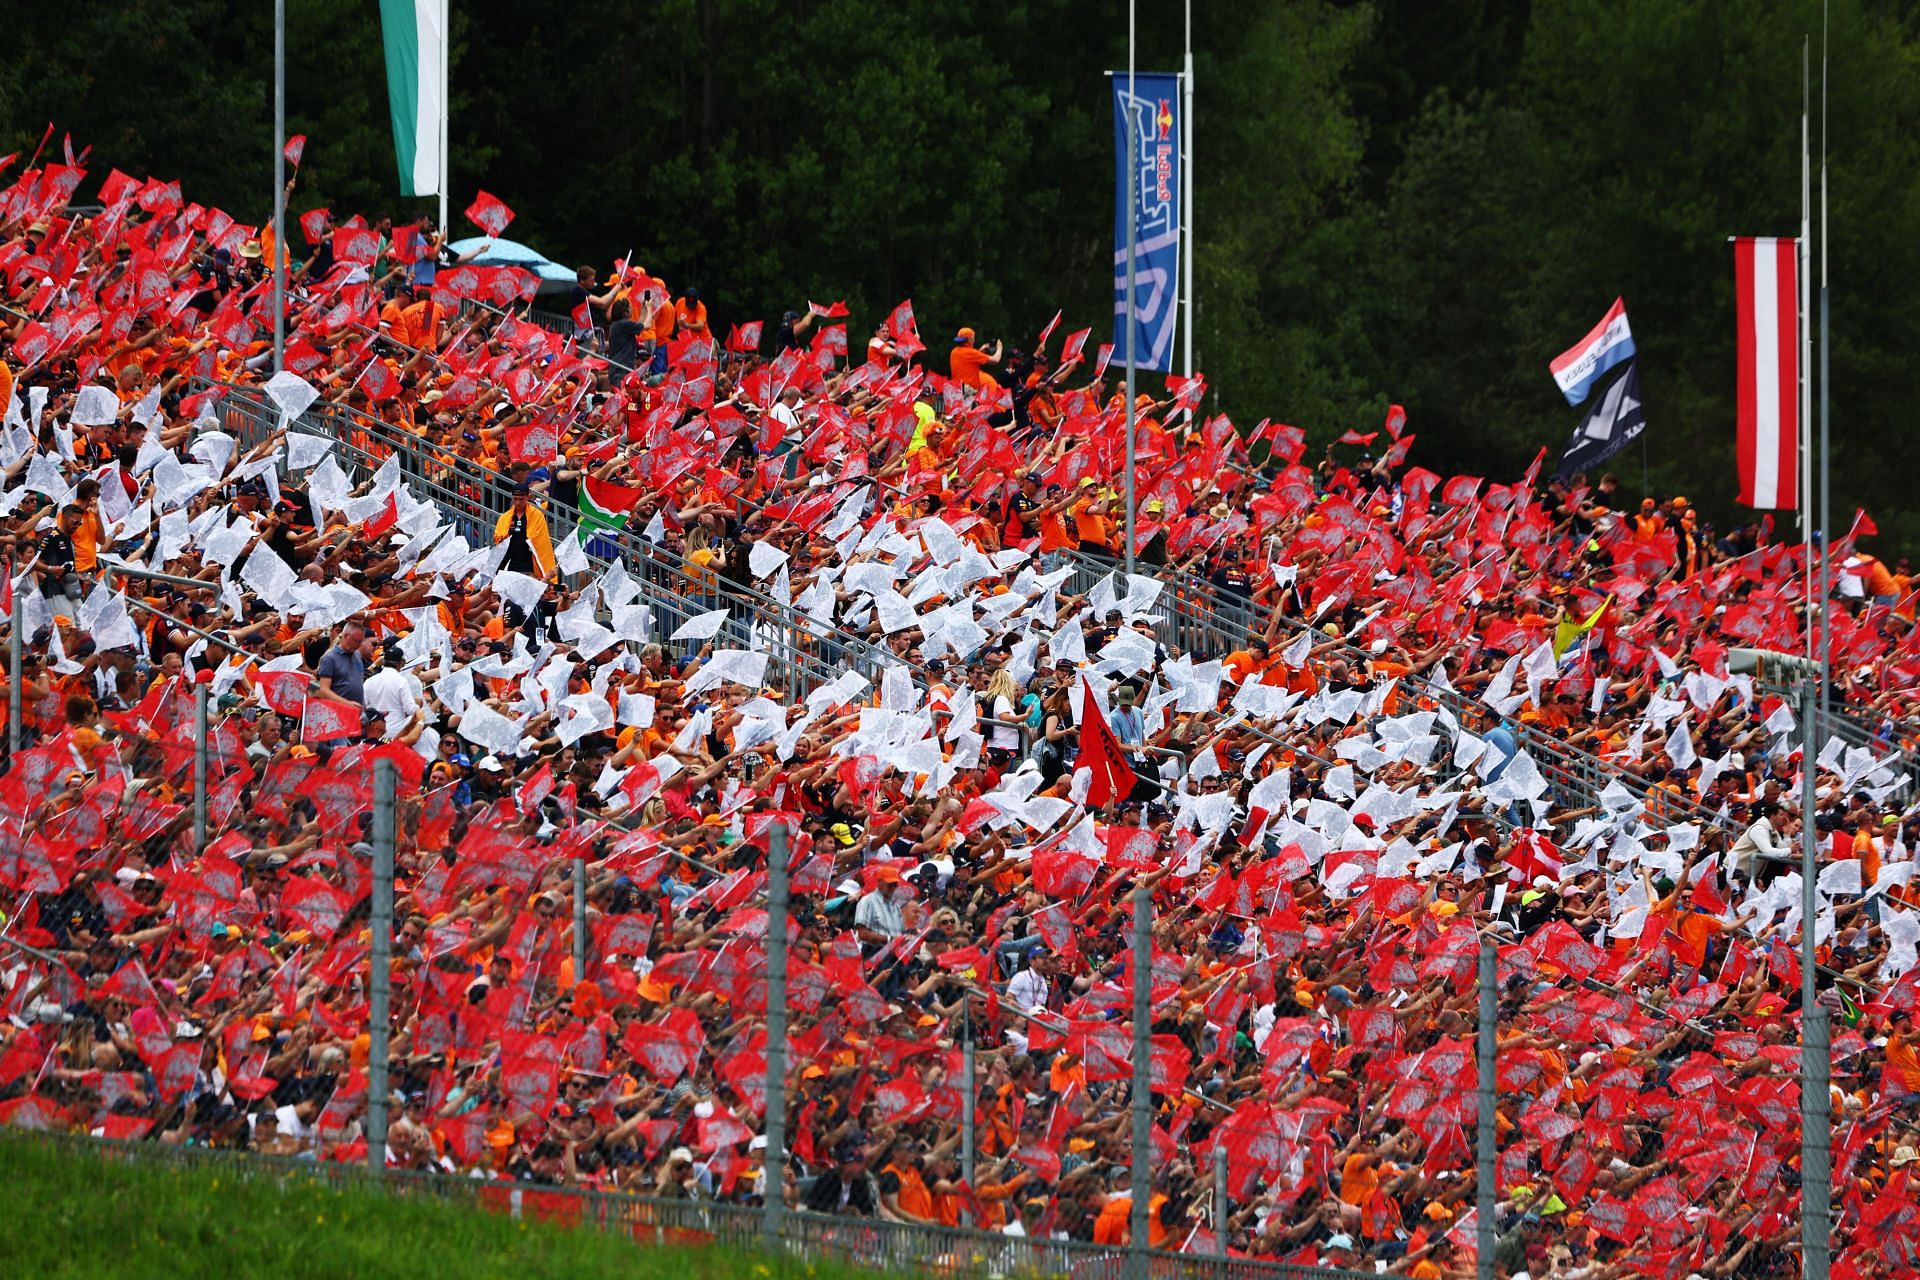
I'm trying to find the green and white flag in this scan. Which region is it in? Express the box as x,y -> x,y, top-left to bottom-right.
379,0 -> 447,197
578,476 -> 643,534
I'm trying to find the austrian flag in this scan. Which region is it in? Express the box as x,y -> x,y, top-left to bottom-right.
1733,237 -> 1800,510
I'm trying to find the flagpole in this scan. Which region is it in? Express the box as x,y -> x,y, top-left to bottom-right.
272,0 -> 286,373
1181,0 -> 1194,382
1123,3 -> 1138,582
1125,16 -> 1149,1274
438,0 -> 451,233
1800,41 -> 1812,634
1806,11 -> 1833,1278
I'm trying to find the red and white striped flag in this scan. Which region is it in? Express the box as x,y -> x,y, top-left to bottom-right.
1733,236 -> 1800,510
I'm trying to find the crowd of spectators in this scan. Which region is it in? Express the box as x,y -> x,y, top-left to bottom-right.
1,154 -> 1918,1280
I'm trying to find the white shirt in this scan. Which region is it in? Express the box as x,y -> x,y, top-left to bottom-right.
989,695 -> 1021,750
362,667 -> 422,736
1729,816 -> 1787,874
1007,966 -> 1050,1013
854,888 -> 903,938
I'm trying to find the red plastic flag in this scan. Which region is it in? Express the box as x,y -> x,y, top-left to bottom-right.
1037,309 -> 1063,350
298,206 -> 330,246
807,299 -> 850,318
1060,327 -> 1091,365
886,299 -> 923,359
332,225 -> 380,265
1073,679 -> 1136,810
726,320 -> 763,354
280,875 -> 353,939
1384,403 -> 1407,438
283,135 -> 307,168
1337,429 -> 1378,446
464,189 -> 514,236
301,699 -> 359,743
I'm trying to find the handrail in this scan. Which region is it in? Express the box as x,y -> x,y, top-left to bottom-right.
1056,548 -> 1750,833
204,384 -> 925,700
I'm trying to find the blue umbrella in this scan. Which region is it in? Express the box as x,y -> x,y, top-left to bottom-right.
446,237 -> 577,292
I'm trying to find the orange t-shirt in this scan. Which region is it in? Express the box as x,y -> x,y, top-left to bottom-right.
1340,1154 -> 1380,1207
949,345 -> 998,391
1071,498 -> 1113,548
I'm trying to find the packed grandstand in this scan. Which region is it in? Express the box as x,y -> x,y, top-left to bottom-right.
1,156 -> 1918,1280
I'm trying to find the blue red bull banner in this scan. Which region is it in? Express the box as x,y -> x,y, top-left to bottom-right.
1112,72 -> 1182,373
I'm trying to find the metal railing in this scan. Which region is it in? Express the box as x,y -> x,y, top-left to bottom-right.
1056,548 -> 1756,833
14,1130 -> 1382,1280
209,385 -> 918,702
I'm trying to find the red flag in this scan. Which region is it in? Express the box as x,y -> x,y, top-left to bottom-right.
357,358 -> 399,402
364,494 -> 400,539
464,189 -> 515,237
298,206 -> 330,246
301,699 -> 359,743
886,300 -> 924,359
726,321 -> 763,354
807,299 -> 850,318
1060,327 -> 1091,365
280,876 -> 353,939
1504,829 -> 1562,885
1849,508 -> 1879,540
1384,403 -> 1407,438
504,420 -> 561,465
13,320 -> 53,367
1337,429 -> 1378,446
332,225 -> 380,265
1073,679 -> 1136,809
1686,867 -> 1730,917
1037,309 -> 1063,350
283,135 -> 307,168
1734,236 -> 1799,510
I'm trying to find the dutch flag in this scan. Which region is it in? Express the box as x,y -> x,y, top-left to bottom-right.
1548,297 -> 1636,407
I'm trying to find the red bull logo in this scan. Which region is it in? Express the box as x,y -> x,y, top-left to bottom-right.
1156,99 -> 1174,139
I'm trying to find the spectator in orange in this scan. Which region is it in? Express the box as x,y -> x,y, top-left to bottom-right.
949,328 -> 1002,392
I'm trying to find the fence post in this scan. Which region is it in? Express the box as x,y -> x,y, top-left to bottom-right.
1130,882 -> 1152,1280
961,1009 -> 976,1228
1801,672 -> 1831,1280
8,587 -> 21,761
572,855 -> 588,985
1476,937 -> 1496,1280
367,759 -> 397,1177
764,823 -> 790,1248
1213,1142 -> 1228,1261
192,677 -> 210,853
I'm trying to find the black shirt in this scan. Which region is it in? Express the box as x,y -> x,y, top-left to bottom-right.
606,319 -> 645,372
1004,492 -> 1039,540
37,527 -> 75,592
503,509 -> 538,575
